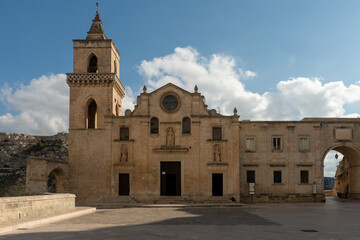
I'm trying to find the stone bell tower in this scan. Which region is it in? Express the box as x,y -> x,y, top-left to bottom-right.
66,11 -> 125,203
67,10 -> 125,130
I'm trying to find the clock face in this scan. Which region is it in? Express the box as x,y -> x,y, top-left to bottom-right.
162,94 -> 179,111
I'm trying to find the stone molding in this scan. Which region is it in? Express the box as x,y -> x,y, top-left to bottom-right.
66,73 -> 125,97
296,163 -> 313,167
207,162 -> 229,166
269,164 -> 286,167
153,145 -> 189,152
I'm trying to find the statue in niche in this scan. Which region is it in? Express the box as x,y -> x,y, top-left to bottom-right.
166,128 -> 175,146
214,144 -> 221,162
120,144 -> 128,162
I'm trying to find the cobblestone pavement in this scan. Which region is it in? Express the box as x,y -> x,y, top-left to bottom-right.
1,197 -> 360,240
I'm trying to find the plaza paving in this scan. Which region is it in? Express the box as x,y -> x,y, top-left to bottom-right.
1,197 -> 360,240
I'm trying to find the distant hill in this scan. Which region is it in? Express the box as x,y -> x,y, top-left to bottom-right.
0,132 -> 68,197
324,177 -> 335,190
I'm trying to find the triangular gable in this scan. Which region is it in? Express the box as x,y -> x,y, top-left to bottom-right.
148,83 -> 193,96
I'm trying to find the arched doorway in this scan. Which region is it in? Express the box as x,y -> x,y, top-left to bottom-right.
47,168 -> 68,193
322,145 -> 360,200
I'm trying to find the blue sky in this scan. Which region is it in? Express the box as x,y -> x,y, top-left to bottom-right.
1,1 -> 360,176
2,0 -> 360,98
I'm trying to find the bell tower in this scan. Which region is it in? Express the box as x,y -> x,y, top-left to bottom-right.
66,10 -> 125,203
67,10 -> 125,130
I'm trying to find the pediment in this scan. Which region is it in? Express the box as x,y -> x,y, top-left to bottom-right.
130,83 -> 211,117
148,83 -> 193,97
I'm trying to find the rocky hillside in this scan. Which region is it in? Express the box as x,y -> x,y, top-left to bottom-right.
0,132 -> 68,197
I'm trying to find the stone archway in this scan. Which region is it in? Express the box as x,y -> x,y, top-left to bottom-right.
47,167 -> 68,193
26,157 -> 69,195
322,145 -> 360,199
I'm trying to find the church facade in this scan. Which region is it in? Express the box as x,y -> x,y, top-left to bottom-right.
46,12 -> 360,204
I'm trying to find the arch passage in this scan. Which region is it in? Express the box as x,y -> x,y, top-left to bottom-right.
323,146 -> 360,200
47,168 -> 68,193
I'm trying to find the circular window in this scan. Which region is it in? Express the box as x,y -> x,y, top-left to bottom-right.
161,94 -> 179,111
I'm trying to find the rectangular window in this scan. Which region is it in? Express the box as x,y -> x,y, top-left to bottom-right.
300,170 -> 309,184
246,138 -> 255,151
120,127 -> 129,140
273,171 -> 282,184
272,137 -> 281,151
212,127 -> 222,140
299,137 -> 309,151
247,170 -> 255,183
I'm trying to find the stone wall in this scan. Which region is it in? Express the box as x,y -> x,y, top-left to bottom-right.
0,194 -> 75,223
26,157 -> 69,195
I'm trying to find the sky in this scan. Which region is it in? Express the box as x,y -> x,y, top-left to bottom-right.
1,0 -> 360,176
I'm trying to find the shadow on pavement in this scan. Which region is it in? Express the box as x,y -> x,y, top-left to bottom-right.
0,207 -> 279,240
150,207 -> 278,226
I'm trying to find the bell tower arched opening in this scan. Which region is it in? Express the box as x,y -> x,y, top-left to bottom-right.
87,99 -> 97,129
88,54 -> 98,73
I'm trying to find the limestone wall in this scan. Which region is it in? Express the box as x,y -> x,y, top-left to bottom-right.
0,194 -> 75,223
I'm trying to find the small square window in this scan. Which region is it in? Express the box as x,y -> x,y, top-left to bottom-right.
299,137 -> 309,151
300,170 -> 309,184
274,171 -> 282,184
120,127 -> 129,140
212,127 -> 222,140
246,138 -> 255,151
272,137 -> 281,151
247,170 -> 255,183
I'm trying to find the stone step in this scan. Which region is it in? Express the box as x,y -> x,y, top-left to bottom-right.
152,197 -> 234,204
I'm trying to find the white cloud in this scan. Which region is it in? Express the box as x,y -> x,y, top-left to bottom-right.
0,74 -> 69,135
341,113 -> 360,118
275,78 -> 360,119
324,150 -> 343,177
239,69 -> 257,79
0,74 -> 136,136
138,46 -> 360,120
122,86 -> 136,112
2,46 -> 360,136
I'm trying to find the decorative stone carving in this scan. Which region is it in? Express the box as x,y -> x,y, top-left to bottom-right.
214,144 -> 221,162
166,128 -> 175,146
120,144 -> 128,162
143,85 -> 147,93
194,85 -> 198,93
66,73 -> 125,97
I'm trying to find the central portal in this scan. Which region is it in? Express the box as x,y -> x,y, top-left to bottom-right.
161,162 -> 181,196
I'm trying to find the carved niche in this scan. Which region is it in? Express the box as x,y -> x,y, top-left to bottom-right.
120,144 -> 128,162
214,144 -> 221,162
166,127 -> 175,146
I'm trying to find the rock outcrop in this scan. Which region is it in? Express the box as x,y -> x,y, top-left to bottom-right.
333,157 -> 349,198
0,132 -> 68,197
